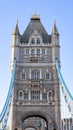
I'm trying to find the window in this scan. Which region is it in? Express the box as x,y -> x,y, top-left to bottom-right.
31,49 -> 35,55
24,93 -> 28,100
31,38 -> 35,44
42,93 -> 47,100
20,92 -> 23,96
22,73 -> 25,79
18,90 -> 24,100
49,91 -> 53,102
26,49 -> 29,55
31,70 -> 40,80
37,38 -> 40,44
46,73 -> 49,80
36,49 -> 40,55
42,49 -> 45,54
31,91 -> 40,100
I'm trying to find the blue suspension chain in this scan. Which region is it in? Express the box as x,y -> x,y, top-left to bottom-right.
56,59 -> 73,114
0,59 -> 16,130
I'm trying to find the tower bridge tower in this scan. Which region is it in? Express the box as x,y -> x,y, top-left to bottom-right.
10,13 -> 61,130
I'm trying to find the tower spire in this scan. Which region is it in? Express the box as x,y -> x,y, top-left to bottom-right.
12,20 -> 20,36
52,20 -> 59,35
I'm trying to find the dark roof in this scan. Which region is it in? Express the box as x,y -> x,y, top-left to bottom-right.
20,14 -> 51,43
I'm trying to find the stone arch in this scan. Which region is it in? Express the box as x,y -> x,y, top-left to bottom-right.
20,111 -> 54,130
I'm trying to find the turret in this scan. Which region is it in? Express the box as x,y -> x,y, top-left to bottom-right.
51,21 -> 60,63
10,21 -> 20,71
12,20 -> 20,45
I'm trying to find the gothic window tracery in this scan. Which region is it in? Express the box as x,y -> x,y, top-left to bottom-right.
31,90 -> 40,100
31,70 -> 40,80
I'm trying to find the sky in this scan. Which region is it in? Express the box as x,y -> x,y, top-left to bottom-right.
0,0 -> 73,112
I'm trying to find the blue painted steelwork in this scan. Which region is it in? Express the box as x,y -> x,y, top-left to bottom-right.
0,59 -> 16,130
56,59 -> 73,100
56,59 -> 73,114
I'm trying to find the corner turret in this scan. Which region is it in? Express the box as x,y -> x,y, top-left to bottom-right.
51,21 -> 60,63
12,20 -> 20,46
11,21 -> 20,71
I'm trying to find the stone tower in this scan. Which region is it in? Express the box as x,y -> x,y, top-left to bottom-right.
10,13 -> 61,130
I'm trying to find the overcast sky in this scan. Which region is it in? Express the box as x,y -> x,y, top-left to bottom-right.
0,0 -> 73,112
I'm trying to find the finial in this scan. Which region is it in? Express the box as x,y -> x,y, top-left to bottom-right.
31,12 -> 40,20
54,20 -> 56,24
16,19 -> 19,25
52,19 -> 59,35
12,19 -> 20,36
53,18 -> 56,25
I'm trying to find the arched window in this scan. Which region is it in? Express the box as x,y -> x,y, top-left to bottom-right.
31,38 -> 35,44
18,90 -> 24,100
31,70 -> 40,80
49,91 -> 53,102
37,38 -> 40,44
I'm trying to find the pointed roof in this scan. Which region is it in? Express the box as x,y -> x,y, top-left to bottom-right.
12,20 -> 20,36
20,13 -> 51,43
52,21 -> 59,35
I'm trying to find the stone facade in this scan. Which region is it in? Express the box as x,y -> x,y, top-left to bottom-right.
9,14 -> 61,130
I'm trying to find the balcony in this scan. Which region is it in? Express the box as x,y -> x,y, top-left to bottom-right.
29,79 -> 43,87
29,55 -> 42,62
17,100 -> 49,106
